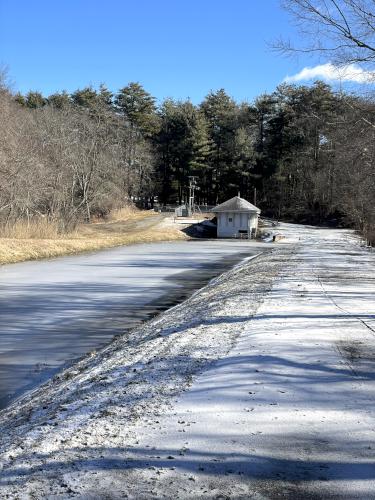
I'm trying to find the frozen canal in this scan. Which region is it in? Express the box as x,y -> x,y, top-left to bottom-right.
0,239 -> 268,409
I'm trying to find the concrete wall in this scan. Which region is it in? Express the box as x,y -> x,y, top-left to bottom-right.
216,212 -> 258,238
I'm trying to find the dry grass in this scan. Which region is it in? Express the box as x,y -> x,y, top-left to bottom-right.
107,206 -> 153,221
0,219 -> 63,239
0,208 -> 188,265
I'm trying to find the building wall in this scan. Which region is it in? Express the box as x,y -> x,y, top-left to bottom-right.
216,212 -> 258,238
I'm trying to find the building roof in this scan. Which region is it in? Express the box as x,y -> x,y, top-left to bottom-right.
212,196 -> 261,214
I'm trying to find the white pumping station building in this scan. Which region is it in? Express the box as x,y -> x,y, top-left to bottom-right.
213,195 -> 261,239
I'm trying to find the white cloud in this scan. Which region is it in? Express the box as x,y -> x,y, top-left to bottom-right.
284,63 -> 375,84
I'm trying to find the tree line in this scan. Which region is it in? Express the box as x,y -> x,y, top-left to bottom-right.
0,73 -> 374,242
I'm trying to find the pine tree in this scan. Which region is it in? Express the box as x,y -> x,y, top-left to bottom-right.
188,112 -> 213,203
71,87 -> 98,108
14,92 -> 26,106
48,91 -> 71,109
115,82 -> 157,135
98,84 -> 113,108
200,89 -> 239,203
25,91 -> 46,108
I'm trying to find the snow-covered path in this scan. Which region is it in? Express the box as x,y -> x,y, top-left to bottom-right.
0,225 -> 374,499
118,226 -> 375,499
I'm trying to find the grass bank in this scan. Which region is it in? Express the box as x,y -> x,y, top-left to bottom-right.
0,209 -> 188,265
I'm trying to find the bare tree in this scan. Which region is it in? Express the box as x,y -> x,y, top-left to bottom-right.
0,87 -> 135,231
276,0 -> 375,67
330,96 -> 375,242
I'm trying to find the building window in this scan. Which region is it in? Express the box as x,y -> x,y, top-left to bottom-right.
228,217 -> 232,222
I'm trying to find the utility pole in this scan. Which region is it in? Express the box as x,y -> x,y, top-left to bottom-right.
188,176 -> 198,216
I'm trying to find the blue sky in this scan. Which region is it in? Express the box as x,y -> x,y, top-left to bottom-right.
0,0 -> 367,103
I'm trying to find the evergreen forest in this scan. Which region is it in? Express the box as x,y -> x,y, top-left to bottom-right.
1,76 -> 374,243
